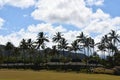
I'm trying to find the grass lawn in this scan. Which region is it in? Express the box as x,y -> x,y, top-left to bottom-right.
0,69 -> 120,80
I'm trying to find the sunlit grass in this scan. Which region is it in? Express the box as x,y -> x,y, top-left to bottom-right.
0,69 -> 120,80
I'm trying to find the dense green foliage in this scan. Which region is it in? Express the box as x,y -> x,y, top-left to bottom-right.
0,30 -> 120,70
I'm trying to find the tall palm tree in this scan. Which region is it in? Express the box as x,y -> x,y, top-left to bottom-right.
97,35 -> 109,59
36,32 -> 49,50
52,32 -> 64,49
97,42 -> 106,59
108,30 -> 120,54
71,40 -> 80,54
58,38 -> 68,55
70,40 -> 82,60
27,39 -> 35,63
35,32 -> 49,64
107,30 -> 120,66
19,39 -> 28,64
76,32 -> 86,55
89,38 -> 95,56
82,37 -> 95,65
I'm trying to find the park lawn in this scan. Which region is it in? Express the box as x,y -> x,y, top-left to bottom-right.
0,69 -> 120,80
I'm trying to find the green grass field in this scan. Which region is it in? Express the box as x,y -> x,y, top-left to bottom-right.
0,69 -> 120,80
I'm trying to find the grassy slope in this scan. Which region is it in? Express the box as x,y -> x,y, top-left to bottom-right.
0,69 -> 120,80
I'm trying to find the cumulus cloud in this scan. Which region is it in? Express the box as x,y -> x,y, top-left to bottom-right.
0,23 -> 67,47
31,0 -> 120,38
0,0 -> 36,9
0,17 -> 5,29
27,23 -> 66,33
83,9 -> 120,34
31,0 -> 92,28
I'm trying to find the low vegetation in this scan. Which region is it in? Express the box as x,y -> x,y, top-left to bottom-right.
93,67 -> 114,74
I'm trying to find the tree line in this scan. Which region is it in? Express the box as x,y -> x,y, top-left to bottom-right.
0,30 -> 120,69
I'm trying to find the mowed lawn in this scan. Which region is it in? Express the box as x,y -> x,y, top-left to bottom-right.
0,69 -> 120,80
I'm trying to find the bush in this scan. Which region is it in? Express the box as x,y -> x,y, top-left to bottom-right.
113,66 -> 120,75
93,67 -> 114,74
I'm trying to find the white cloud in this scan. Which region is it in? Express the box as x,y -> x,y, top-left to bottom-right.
0,17 -> 5,29
31,0 -> 92,28
27,23 -> 66,34
0,23 -> 67,47
83,9 -> 120,34
85,0 -> 104,6
31,0 -> 120,38
0,0 -> 36,9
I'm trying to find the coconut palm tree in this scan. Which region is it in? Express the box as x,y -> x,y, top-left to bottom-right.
70,40 -> 83,60
108,30 -> 120,54
58,38 -> 68,55
97,42 -> 106,59
76,32 -> 86,55
89,38 -> 95,56
35,32 -> 49,64
106,30 -> 120,66
71,40 -> 80,54
97,35 -> 109,59
109,30 -> 120,44
27,39 -> 36,63
19,39 -> 28,65
52,32 -> 64,49
36,32 -> 49,50
82,37 -> 95,65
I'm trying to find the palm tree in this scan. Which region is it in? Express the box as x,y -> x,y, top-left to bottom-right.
19,39 -> 28,65
71,40 -> 80,54
97,35 -> 109,59
100,35 -> 110,59
89,38 -> 95,56
76,32 -> 86,56
58,38 -> 68,55
52,32 -> 64,49
27,39 -> 35,63
35,32 -> 49,64
36,32 -> 49,50
106,30 -> 120,66
97,42 -> 106,59
108,30 -> 120,55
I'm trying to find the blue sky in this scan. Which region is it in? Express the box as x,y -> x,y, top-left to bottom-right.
0,0 -> 120,46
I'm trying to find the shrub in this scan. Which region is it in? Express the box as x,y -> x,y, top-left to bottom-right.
93,67 -> 114,74
113,66 -> 120,75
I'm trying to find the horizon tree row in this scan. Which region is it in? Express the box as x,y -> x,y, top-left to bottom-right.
0,30 -> 120,68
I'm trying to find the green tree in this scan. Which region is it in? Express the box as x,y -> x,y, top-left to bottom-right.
27,39 -> 36,63
71,40 -> 80,54
108,30 -> 120,55
35,32 -> 49,64
52,32 -> 64,49
97,35 -> 109,59
5,42 -> 14,67
58,38 -> 68,55
13,47 -> 20,67
76,32 -> 86,55
19,39 -> 28,64
36,32 -> 49,50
